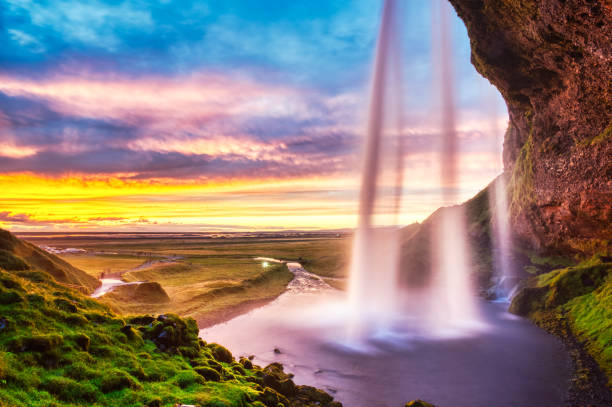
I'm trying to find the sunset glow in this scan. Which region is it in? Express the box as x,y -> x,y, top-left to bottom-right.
1,0 -> 507,232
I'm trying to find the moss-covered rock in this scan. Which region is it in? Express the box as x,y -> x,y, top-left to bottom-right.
510,255 -> 611,316
510,254 -> 612,394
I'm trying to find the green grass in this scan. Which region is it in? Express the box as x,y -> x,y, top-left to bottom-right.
106,260 -> 293,324
0,267 -> 255,406
0,264 -> 339,406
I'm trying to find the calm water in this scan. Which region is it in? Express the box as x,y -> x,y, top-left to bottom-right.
200,270 -> 569,407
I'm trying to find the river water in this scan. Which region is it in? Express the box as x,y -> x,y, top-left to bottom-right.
200,261 -> 569,407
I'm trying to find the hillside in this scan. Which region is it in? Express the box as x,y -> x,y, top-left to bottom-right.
0,229 -> 342,407
0,229 -> 99,293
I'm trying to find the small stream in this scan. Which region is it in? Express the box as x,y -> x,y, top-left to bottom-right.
200,258 -> 570,407
91,279 -> 142,298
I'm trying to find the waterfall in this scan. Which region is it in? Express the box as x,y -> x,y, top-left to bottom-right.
347,0 -> 405,339
428,0 -> 481,331
347,0 -> 484,341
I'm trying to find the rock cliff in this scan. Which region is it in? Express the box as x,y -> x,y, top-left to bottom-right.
447,0 -> 611,255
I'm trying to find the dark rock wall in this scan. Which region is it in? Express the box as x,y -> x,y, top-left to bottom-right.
447,0 -> 612,255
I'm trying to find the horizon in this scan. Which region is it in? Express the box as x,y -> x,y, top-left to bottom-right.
1,0 -> 507,232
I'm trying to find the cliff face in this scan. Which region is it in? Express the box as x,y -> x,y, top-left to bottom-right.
447,0 -> 612,255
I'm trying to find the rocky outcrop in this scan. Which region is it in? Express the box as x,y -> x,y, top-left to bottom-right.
447,0 -> 612,256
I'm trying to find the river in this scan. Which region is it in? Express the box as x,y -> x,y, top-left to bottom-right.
200,259 -> 570,407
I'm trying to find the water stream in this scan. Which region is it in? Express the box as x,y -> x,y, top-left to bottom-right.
200,259 -> 569,407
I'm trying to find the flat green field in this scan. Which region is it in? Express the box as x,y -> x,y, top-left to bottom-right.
21,233 -> 351,326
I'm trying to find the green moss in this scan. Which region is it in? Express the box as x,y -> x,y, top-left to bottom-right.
511,255 -> 612,384
41,375 -> 100,402
565,277 -> 612,385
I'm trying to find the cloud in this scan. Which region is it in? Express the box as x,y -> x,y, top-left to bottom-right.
0,211 -> 78,225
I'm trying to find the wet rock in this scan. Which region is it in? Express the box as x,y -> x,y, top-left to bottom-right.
262,363 -> 296,398
274,347 -> 282,354
257,386 -> 290,407
294,385 -> 333,404
239,356 -> 253,369
509,286 -> 548,316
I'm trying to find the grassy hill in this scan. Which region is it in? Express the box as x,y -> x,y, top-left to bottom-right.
0,229 -> 99,293
0,229 -> 342,407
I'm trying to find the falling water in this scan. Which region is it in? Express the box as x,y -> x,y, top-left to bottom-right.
348,0 -> 484,340
347,0 -> 405,339
428,0 -> 481,330
491,175 -> 517,300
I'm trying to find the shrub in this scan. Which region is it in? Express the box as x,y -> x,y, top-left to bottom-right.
0,289 -> 23,305
53,298 -> 78,313
194,366 -> 221,382
20,334 -> 63,352
41,376 -> 99,402
173,369 -> 205,388
64,361 -> 99,381
73,333 -> 90,351
99,369 -> 141,393
0,250 -> 28,271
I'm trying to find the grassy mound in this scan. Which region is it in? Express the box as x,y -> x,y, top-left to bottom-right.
106,282 -> 171,304
510,255 -> 612,385
111,261 -> 293,326
0,230 -> 342,406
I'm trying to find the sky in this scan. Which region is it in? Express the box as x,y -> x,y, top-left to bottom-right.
0,0 -> 508,232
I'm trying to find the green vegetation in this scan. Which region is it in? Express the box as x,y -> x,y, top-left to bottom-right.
510,255 -> 612,385
0,230 -> 99,293
0,229 -> 342,406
